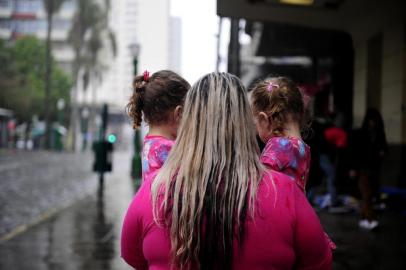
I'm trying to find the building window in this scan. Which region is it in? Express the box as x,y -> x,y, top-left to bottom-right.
53,18 -> 71,30
0,19 -> 11,29
13,19 -> 41,34
14,0 -> 42,13
61,0 -> 75,11
0,0 -> 11,8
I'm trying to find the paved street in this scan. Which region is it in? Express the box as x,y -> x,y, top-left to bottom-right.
0,149 -> 405,269
0,149 -> 96,238
0,150 -> 135,270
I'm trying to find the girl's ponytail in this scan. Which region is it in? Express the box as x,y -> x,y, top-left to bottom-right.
127,75 -> 146,129
127,70 -> 190,128
250,76 -> 307,137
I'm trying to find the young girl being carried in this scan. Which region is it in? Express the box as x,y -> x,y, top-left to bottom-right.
126,70 -> 190,184
250,76 -> 336,250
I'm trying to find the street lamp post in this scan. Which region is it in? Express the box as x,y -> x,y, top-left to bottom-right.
55,98 -> 65,151
57,98 -> 65,126
81,107 -> 90,151
129,43 -> 142,187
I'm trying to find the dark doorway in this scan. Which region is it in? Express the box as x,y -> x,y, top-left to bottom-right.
244,22 -> 354,129
366,33 -> 383,110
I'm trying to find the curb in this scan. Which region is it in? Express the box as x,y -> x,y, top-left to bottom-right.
0,190 -> 96,243
0,207 -> 61,242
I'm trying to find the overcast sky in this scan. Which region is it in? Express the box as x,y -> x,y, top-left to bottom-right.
170,0 -> 220,84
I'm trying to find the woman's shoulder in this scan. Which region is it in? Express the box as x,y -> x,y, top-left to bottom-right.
260,169 -> 298,196
255,170 -> 300,223
127,180 -> 154,216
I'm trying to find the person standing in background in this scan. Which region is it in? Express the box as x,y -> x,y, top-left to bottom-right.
349,108 -> 387,230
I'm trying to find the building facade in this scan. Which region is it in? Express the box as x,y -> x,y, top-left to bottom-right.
169,16 -> 182,74
218,0 -> 406,186
93,0 -> 175,108
0,0 -> 75,74
82,0 -> 139,108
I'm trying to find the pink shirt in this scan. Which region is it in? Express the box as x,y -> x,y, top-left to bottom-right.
121,171 -> 332,270
260,137 -> 311,192
261,136 -> 336,250
142,135 -> 174,183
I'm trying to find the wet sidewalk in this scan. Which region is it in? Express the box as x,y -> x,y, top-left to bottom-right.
320,209 -> 406,269
0,150 -> 135,270
1,150 -> 405,269
0,150 -> 96,239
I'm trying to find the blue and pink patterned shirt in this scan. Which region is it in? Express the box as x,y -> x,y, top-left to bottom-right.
141,135 -> 174,184
260,136 -> 311,192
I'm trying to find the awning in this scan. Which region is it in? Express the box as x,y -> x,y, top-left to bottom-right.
255,22 -> 352,57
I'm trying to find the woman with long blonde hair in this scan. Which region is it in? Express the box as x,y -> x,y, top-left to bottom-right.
121,72 -> 332,270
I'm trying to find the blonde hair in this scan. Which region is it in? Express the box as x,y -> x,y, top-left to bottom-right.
152,72 -> 263,269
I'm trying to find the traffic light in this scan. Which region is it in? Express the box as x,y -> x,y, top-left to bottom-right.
92,141 -> 113,173
107,134 -> 117,144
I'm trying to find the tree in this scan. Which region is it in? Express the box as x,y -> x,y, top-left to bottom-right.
83,1 -> 116,140
43,0 -> 66,149
0,41 -> 18,98
67,0 -> 116,151
0,37 -> 72,125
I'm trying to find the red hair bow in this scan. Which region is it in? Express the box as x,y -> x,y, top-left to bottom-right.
143,70 -> 150,82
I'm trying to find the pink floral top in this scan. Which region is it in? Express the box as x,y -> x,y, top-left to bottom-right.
260,137 -> 311,191
142,135 -> 174,183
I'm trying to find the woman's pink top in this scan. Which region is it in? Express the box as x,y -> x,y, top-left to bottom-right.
121,171 -> 332,270
260,137 -> 311,192
261,136 -> 336,250
142,135 -> 174,183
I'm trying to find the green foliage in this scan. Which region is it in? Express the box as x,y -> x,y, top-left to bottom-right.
69,0 -> 116,86
0,37 -> 72,123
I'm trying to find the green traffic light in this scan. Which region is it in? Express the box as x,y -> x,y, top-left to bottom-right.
107,134 -> 117,143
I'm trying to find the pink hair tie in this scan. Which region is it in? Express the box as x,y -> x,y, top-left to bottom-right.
267,82 -> 279,92
143,70 -> 150,82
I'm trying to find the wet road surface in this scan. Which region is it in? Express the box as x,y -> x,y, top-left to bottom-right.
1,150 -> 405,269
320,209 -> 406,270
0,150 -> 95,237
0,150 -> 134,270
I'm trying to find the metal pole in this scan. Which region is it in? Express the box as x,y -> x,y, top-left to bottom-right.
131,56 -> 142,185
216,17 -> 223,72
228,18 -> 241,77
43,0 -> 54,150
99,173 -> 104,195
99,104 -> 108,189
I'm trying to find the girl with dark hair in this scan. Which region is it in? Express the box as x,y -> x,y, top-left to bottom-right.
349,107 -> 387,230
126,70 -> 190,184
121,72 -> 332,269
